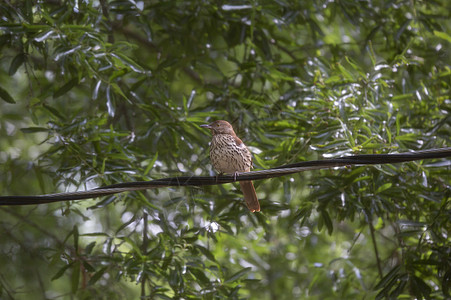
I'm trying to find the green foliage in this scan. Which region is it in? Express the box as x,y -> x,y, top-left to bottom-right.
0,0 -> 450,299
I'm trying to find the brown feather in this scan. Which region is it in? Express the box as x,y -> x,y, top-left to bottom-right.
240,181 -> 260,212
201,120 -> 260,212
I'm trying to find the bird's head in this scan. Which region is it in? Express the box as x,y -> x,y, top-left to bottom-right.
200,120 -> 236,135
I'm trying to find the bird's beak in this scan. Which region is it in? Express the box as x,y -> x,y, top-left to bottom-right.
200,124 -> 212,129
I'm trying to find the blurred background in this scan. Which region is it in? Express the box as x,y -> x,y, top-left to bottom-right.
0,0 -> 450,299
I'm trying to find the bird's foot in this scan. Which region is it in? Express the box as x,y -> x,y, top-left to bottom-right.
215,172 -> 223,183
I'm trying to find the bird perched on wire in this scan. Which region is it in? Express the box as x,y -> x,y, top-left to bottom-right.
200,120 -> 260,212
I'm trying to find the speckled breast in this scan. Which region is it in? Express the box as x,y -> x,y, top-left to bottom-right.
210,134 -> 252,174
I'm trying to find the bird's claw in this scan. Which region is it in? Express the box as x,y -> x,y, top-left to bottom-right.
215,172 -> 223,183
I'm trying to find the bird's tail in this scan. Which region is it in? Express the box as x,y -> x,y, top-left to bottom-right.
240,181 -> 260,212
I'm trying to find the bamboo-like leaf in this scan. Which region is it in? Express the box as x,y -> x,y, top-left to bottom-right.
20,127 -> 49,133
374,265 -> 401,290
71,261 -> 80,294
433,30 -> 451,43
53,78 -> 79,98
375,183 -> 392,194
0,86 -> 15,103
224,267 -> 251,283
9,53 -> 26,75
88,267 -> 108,285
51,262 -> 75,281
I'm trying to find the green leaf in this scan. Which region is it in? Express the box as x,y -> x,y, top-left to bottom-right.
110,82 -> 129,100
189,267 -> 210,286
34,165 -> 46,194
321,210 -> 333,235
88,267 -> 108,285
115,214 -> 137,235
144,152 -> 158,175
252,153 -> 270,169
9,53 -> 26,76
395,133 -> 418,142
411,275 -> 432,299
392,93 -> 413,101
336,63 -> 354,81
80,232 -> 110,237
20,127 -> 49,133
433,30 -> 451,43
73,225 -> 79,252
0,86 -> 15,103
290,206 -> 313,227
112,53 -> 145,73
82,261 -> 95,272
54,78 -> 79,98
85,241 -> 96,255
195,245 -> 217,262
374,265 -> 401,290
71,261 -> 80,294
51,262 -> 74,281
224,267 -> 252,283
375,183 -> 392,194
43,104 -> 66,120
122,237 -> 143,258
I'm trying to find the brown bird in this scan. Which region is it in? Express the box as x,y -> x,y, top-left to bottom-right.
200,120 -> 260,212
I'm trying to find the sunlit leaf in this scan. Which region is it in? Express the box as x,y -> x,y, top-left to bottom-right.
375,183 -> 392,194
433,30 -> 451,43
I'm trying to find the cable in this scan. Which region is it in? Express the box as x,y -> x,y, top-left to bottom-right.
1,147 -> 450,205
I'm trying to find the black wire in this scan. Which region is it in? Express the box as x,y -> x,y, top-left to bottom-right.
1,147 -> 450,206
